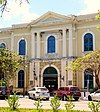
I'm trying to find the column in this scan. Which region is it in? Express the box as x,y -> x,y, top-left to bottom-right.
11,32 -> 14,52
35,61 -> 40,87
31,32 -> 35,59
29,62 -> 34,87
62,28 -> 66,57
36,32 -> 40,58
69,28 -> 73,57
68,28 -> 73,85
68,60 -> 73,85
61,59 -> 66,86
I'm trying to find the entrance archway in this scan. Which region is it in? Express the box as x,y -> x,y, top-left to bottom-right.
43,67 -> 58,93
84,68 -> 93,89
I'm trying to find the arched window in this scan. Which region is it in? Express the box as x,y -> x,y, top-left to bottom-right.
19,39 -> 26,55
84,33 -> 93,51
47,36 -> 55,53
18,70 -> 24,88
84,68 -> 93,89
0,43 -> 6,49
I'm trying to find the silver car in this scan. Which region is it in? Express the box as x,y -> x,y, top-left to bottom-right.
88,89 -> 100,101
28,87 -> 50,100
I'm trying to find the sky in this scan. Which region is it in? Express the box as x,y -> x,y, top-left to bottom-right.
0,0 -> 100,28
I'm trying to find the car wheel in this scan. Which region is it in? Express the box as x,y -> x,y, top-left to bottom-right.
28,94 -> 31,99
33,94 -> 35,100
74,97 -> 79,101
88,95 -> 92,101
46,98 -> 49,101
62,95 -> 67,101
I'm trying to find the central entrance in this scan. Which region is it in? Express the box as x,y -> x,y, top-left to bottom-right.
43,67 -> 58,93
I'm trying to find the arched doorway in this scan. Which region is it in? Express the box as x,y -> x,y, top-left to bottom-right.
18,70 -> 24,88
84,68 -> 93,89
43,67 -> 58,93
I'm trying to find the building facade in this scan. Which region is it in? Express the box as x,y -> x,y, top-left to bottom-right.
0,11 -> 100,93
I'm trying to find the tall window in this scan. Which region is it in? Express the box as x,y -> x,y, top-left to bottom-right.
47,36 -> 55,53
84,33 -> 93,51
0,43 -> 6,49
19,39 -> 26,55
18,70 -> 24,88
84,68 -> 93,89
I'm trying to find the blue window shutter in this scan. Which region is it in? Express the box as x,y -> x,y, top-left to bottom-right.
19,39 -> 26,55
84,33 -> 93,51
47,36 -> 55,53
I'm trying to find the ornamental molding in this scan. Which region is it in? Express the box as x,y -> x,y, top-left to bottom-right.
44,53 -> 59,59
13,33 -> 31,36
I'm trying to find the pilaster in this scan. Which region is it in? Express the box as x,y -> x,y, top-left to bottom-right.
36,32 -> 40,58
31,32 -> 35,59
62,28 -> 67,57
11,32 -> 14,51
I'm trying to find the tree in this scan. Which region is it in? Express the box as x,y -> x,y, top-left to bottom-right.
95,10 -> 100,30
0,48 -> 23,85
65,49 -> 100,87
0,0 -> 29,17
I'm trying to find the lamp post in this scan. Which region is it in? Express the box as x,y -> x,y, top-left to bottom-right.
33,62 -> 37,87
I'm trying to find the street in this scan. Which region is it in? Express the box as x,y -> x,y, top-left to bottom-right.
0,97 -> 94,111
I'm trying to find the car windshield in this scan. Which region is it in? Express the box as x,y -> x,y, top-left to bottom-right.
70,87 -> 79,91
0,87 -> 6,91
95,89 -> 100,93
37,88 -> 48,91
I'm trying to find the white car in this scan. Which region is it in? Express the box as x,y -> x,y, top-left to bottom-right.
88,89 -> 100,101
28,87 -> 50,100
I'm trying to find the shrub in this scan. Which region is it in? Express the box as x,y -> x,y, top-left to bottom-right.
34,96 -> 43,111
88,101 -> 100,112
65,95 -> 75,111
6,92 -> 20,110
50,95 -> 61,112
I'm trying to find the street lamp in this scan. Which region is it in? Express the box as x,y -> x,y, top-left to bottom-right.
33,62 -> 37,87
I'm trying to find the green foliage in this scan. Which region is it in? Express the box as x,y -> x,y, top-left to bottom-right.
0,107 -> 88,112
96,11 -> 100,30
0,0 -> 4,4
0,80 -> 6,86
65,95 -> 75,111
88,101 -> 100,112
50,95 -> 61,112
6,92 -> 20,110
34,96 -> 43,111
65,49 -> 100,86
0,48 -> 23,84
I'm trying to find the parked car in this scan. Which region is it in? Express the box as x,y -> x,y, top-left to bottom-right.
0,86 -> 10,99
28,87 -> 50,100
88,89 -> 100,101
53,86 -> 81,101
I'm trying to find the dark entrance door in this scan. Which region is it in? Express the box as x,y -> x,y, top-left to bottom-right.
43,67 -> 58,93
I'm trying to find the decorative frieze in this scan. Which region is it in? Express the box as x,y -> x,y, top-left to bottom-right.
44,53 -> 59,59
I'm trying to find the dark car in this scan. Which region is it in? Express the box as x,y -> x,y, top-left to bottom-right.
53,86 -> 81,101
0,86 -> 10,99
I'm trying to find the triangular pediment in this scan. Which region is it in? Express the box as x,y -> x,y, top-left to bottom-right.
29,11 -> 72,26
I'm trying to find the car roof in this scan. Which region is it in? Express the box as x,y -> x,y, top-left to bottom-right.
60,86 -> 79,88
30,86 -> 47,89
